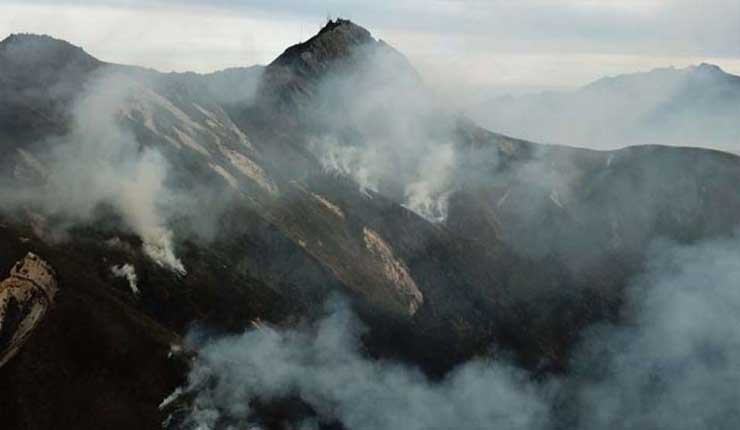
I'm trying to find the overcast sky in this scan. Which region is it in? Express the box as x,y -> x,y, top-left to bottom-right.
2,0 -> 739,97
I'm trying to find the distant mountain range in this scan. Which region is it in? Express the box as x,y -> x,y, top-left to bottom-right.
469,63 -> 740,152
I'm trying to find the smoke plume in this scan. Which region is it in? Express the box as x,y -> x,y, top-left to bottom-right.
4,70 -> 187,274
170,298 -> 550,430
170,231 -> 740,429
572,234 -> 740,429
307,45 -> 459,222
111,263 -> 139,295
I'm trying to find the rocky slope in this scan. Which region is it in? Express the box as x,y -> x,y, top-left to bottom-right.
1,20 -> 740,429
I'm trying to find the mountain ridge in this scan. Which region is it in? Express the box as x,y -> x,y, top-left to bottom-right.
470,62 -> 740,152
1,19 -> 740,429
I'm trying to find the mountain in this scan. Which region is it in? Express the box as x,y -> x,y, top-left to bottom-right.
469,63 -> 740,152
0,34 -> 101,144
1,21 -> 740,429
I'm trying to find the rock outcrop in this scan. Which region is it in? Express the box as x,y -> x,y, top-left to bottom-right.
0,252 -> 58,367
363,227 -> 423,316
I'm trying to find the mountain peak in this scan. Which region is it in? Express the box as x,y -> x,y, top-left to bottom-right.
269,18 -> 374,72
688,62 -> 725,76
583,62 -> 734,93
2,32 -> 64,44
258,18 -> 398,112
0,33 -> 99,69
316,18 -> 366,37
1,33 -> 89,55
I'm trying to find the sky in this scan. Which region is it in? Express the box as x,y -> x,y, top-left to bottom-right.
2,0 -> 740,98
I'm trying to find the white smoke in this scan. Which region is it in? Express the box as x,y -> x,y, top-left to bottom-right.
170,299 -> 550,430
572,233 -> 740,429
314,134 -> 456,221
312,136 -> 380,196
8,70 -> 187,274
403,143 -> 456,222
111,263 -> 139,295
170,230 -> 740,429
307,45 -> 459,223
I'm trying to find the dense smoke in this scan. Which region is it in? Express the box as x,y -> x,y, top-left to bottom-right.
170,298 -> 551,430
166,39 -> 740,426
402,143 -> 456,223
572,235 -> 740,429
171,231 -> 740,429
111,263 -> 139,295
4,71 -> 187,274
308,45 -> 459,222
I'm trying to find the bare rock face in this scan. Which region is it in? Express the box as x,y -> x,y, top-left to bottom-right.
0,252 -> 58,368
363,227 -> 423,316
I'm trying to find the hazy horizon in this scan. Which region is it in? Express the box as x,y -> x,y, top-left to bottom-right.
2,0 -> 740,101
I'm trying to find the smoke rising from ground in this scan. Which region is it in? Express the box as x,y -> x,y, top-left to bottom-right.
307,45 -> 459,222
4,70 -> 187,274
171,231 -> 740,429
111,263 -> 139,295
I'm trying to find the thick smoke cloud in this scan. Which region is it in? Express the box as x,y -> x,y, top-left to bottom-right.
171,232 -> 740,429
170,298 -> 551,430
3,70 -> 187,274
572,235 -> 740,429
